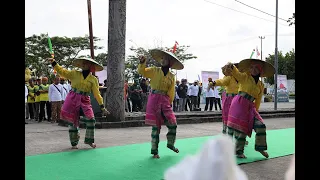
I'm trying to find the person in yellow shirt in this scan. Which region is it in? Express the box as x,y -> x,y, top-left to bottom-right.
27,78 -> 36,120
34,78 -> 41,121
138,49 -> 184,159
224,59 -> 275,159
39,77 -> 51,122
47,57 -> 109,149
212,63 -> 240,134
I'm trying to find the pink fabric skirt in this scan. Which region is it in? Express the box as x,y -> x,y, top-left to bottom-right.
145,93 -> 177,130
221,91 -> 226,105
60,91 -> 94,127
227,94 -> 263,137
222,94 -> 235,125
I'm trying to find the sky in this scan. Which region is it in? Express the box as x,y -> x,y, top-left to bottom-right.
25,0 -> 295,81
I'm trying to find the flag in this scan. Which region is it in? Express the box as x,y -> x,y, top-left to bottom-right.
173,41 -> 179,53
250,49 -> 255,58
47,33 -> 56,74
256,46 -> 260,57
47,34 -> 54,58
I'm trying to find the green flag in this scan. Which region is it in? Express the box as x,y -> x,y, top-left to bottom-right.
47,33 -> 54,57
249,49 -> 255,58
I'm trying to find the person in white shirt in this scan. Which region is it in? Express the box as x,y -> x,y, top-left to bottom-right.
185,82 -> 192,111
213,87 -> 222,111
49,76 -> 63,123
205,79 -> 215,111
188,80 -> 199,111
60,77 -> 70,103
25,84 -> 29,124
173,80 -> 180,112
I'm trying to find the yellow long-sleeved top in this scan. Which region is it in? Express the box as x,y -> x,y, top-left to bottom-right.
27,86 -> 36,103
231,65 -> 264,111
215,76 -> 239,94
53,63 -> 103,105
138,62 -> 175,103
39,84 -> 50,101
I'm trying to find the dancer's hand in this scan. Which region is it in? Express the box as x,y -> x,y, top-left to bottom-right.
138,56 -> 146,63
47,58 -> 55,63
102,108 -> 110,116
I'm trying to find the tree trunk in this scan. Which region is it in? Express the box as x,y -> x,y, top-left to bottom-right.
106,0 -> 126,122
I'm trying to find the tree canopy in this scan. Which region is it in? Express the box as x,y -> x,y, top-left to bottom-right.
25,34 -> 197,82
265,49 -> 295,85
25,34 -> 104,77
287,13 -> 295,26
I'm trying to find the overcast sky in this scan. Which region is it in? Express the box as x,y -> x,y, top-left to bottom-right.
26,0 -> 295,81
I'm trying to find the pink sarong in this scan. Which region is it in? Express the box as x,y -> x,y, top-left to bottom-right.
222,94 -> 236,125
145,93 -> 177,131
60,91 -> 94,127
221,91 -> 226,105
227,94 -> 263,137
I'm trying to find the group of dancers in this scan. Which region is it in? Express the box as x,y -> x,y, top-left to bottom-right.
41,48 -> 274,159
137,49 -> 275,159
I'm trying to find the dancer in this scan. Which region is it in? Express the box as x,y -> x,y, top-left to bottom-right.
224,59 -> 275,158
138,49 -> 183,159
47,57 -> 109,149
212,63 -> 239,134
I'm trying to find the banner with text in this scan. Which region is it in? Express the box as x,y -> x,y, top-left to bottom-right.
276,74 -> 289,102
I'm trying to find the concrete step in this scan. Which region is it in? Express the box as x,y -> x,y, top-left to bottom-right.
98,109 -> 295,122
58,111 -> 295,129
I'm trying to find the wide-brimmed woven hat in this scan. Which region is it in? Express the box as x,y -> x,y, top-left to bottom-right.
238,59 -> 275,77
72,57 -> 104,72
149,49 -> 184,70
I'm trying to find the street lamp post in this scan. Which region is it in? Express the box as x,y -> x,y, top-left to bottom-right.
259,36 -> 265,61
274,0 -> 279,110
87,0 -> 95,75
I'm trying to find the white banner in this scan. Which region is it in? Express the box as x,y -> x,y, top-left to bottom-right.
276,74 -> 289,102
95,66 -> 108,84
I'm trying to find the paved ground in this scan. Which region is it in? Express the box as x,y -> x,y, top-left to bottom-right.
26,117 -> 295,180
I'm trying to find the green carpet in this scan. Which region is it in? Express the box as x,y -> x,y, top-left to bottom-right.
25,128 -> 295,180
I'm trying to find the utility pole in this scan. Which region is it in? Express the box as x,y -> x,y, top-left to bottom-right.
87,0 -> 95,75
274,0 -> 279,110
258,36 -> 265,61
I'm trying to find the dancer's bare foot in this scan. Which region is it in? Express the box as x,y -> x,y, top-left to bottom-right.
259,151 -> 269,158
152,154 -> 160,159
236,154 -> 247,158
167,146 -> 179,153
71,145 -> 78,149
85,143 -> 96,148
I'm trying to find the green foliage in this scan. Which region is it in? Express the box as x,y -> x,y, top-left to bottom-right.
264,95 -> 273,102
217,86 -> 225,95
25,34 -> 103,77
25,34 -> 197,81
287,13 -> 295,26
125,45 -> 197,80
265,49 -> 295,85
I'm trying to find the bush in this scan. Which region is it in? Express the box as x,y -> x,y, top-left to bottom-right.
264,95 -> 272,102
